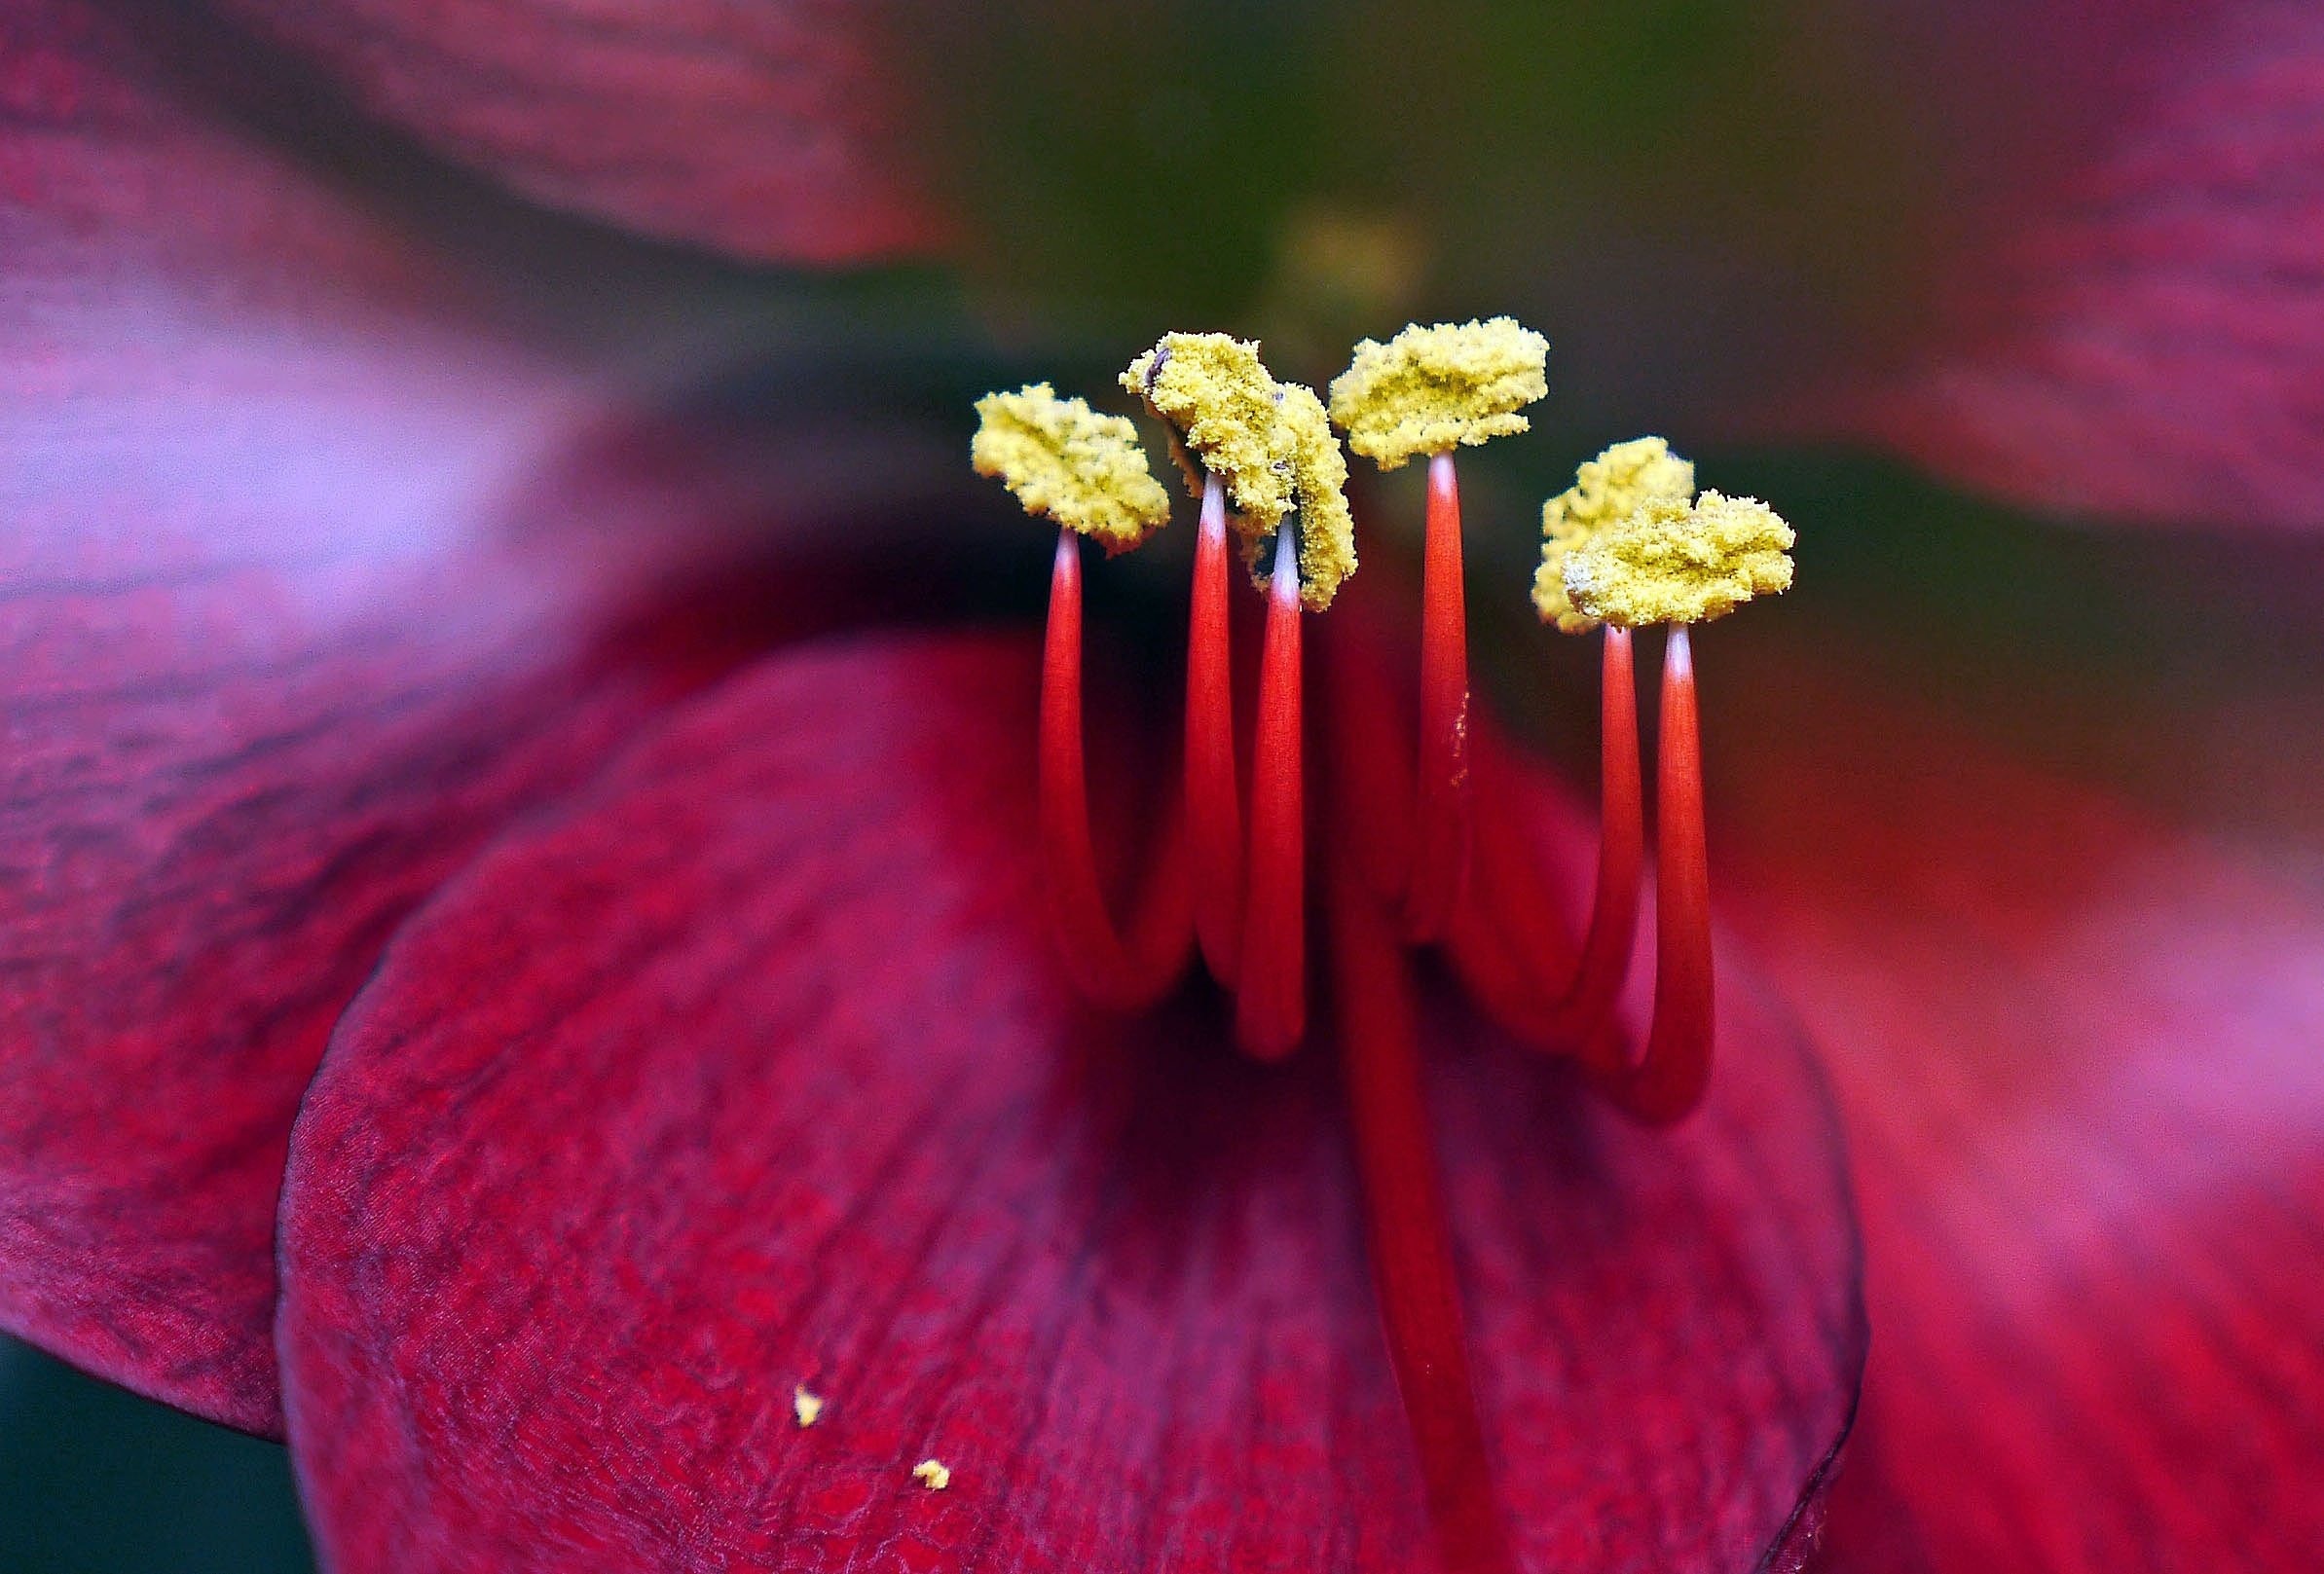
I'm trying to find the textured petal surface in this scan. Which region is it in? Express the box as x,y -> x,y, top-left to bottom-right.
1822,1 -> 2324,531
277,632 -> 1862,1574
0,0 -> 849,1432
212,0 -> 944,261
1712,641 -> 2324,1572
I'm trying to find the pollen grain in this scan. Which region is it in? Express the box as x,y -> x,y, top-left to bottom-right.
912,1459 -> 952,1490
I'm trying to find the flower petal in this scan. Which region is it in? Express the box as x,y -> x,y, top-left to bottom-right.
1820,3 -> 2324,531
276,631 -> 1861,1572
1711,640 -> 2324,1571
207,0 -> 945,262
0,0 -> 883,1433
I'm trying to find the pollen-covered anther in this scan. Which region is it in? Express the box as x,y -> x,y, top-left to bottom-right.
1327,317 -> 1549,469
1122,334 -> 1299,530
1564,489 -> 1795,627
1532,436 -> 1697,633
972,384 -> 1171,554
1125,333 -> 1356,612
1273,384 -> 1356,610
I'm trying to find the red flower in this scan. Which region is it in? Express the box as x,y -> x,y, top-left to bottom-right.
3,3 -> 2320,1572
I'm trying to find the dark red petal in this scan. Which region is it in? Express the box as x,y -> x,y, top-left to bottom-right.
206,0 -> 945,263
276,631 -> 1861,1573
1712,644 -> 2324,1572
0,0 -> 831,1433
1806,3 -> 2324,531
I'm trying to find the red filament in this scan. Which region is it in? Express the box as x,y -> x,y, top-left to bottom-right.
1038,529 -> 1194,1009
1184,473 -> 1244,986
1558,626 -> 1644,1049
1593,624 -> 1714,1123
1235,524 -> 1307,1058
1402,451 -> 1471,943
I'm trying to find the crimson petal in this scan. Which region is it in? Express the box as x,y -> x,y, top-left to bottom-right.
1712,644 -> 2324,1572
0,0 -> 833,1432
207,0 -> 945,262
1815,2 -> 2324,532
277,631 -> 1861,1573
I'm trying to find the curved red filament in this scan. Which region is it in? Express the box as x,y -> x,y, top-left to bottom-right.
1402,451 -> 1471,943
1184,473 -> 1244,986
1593,624 -> 1714,1122
1557,626 -> 1643,1047
1328,852 -> 1518,1574
1039,529 -> 1194,1009
1235,524 -> 1307,1058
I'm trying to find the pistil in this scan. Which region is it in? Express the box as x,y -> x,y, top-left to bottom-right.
1328,843 -> 1517,1574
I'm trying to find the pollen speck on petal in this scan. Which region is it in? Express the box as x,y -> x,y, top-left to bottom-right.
793,1386 -> 824,1427
912,1459 -> 951,1490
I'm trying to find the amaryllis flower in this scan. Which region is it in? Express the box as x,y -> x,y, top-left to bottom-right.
4,3 -> 2321,1572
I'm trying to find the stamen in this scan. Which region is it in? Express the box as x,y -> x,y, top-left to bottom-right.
1401,451 -> 1471,943
1558,625 -> 1643,1048
1592,626 -> 1714,1124
972,384 -> 1171,552
1531,436 -> 1695,634
1326,317 -> 1550,470
1235,524 -> 1307,1058
1039,529 -> 1194,1009
1327,851 -> 1518,1574
1563,490 -> 1794,629
1184,472 -> 1243,985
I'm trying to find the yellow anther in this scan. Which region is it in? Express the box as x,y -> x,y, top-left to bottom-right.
1532,436 -> 1696,633
1327,317 -> 1549,469
1564,489 -> 1795,627
1273,384 -> 1357,610
972,384 -> 1171,554
1123,334 -> 1299,530
1124,333 -> 1357,611
912,1459 -> 951,1490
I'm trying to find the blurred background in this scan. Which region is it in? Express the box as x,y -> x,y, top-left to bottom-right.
1,1336 -> 312,1571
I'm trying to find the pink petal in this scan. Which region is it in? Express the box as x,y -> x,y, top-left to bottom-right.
0,0 -> 846,1432
209,0 -> 946,262
1710,640 -> 2324,1571
1815,2 -> 2324,531
277,632 -> 1862,1572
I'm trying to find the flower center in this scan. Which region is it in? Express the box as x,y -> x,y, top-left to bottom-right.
976,326 -> 1795,1571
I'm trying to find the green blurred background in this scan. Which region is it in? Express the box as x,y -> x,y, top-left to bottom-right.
2,1336 -> 313,1572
